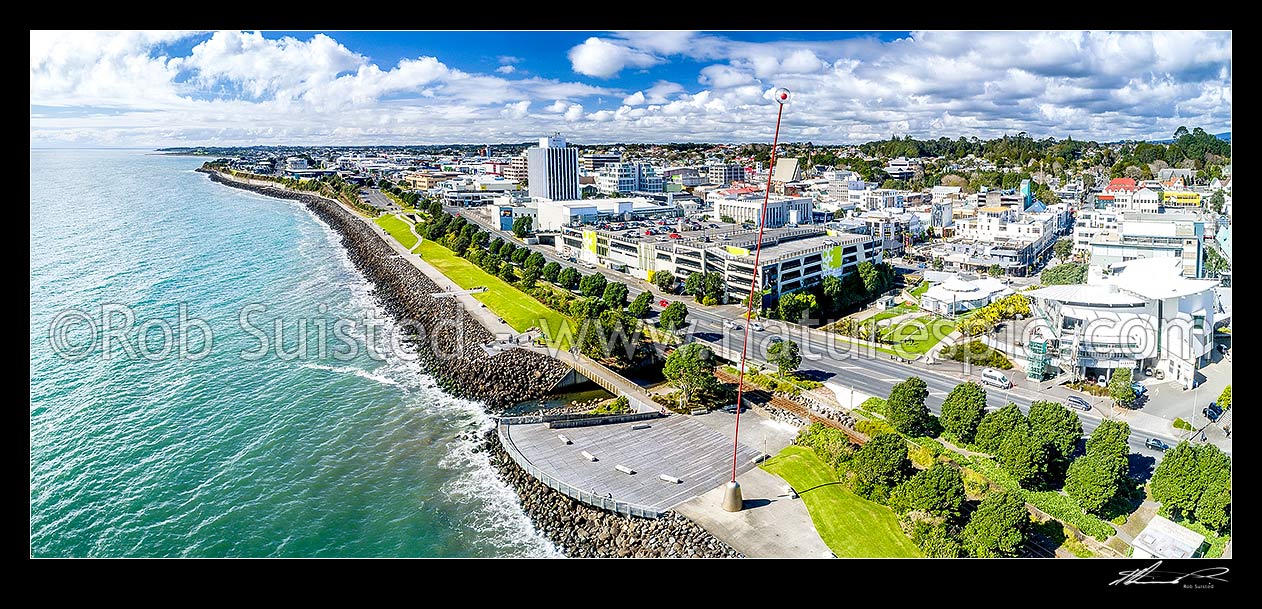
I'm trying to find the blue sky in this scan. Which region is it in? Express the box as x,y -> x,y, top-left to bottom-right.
30,30 -> 1231,147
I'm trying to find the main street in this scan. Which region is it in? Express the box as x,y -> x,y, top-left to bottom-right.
447,205 -> 1207,467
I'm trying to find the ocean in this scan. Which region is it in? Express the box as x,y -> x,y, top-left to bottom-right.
29,149 -> 558,557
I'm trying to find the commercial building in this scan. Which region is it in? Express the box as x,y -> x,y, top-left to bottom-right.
920,274 -> 1014,316
708,162 -> 745,187
883,157 -> 919,180
1026,257 -> 1218,386
527,134 -> 580,201
535,197 -> 678,231
504,152 -> 529,182
1072,208 -> 1121,254
596,162 -> 663,194
438,175 -> 523,206
580,153 -> 622,171
1161,190 -> 1203,209
555,224 -> 880,302
712,192 -> 813,228
284,156 -> 308,171
1088,212 -> 1206,278
402,170 -> 461,190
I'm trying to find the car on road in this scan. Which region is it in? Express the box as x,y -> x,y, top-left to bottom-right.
768,336 -> 783,344
723,320 -> 741,330
1144,438 -> 1172,451
917,263 -> 926,269
1066,395 -> 1092,412
658,299 -> 670,307
582,262 -> 596,269
749,322 -> 765,332
1203,402 -> 1224,422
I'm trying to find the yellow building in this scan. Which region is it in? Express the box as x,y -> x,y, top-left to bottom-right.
1162,190 -> 1202,208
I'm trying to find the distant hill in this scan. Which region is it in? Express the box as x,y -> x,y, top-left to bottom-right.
1216,131 -> 1231,142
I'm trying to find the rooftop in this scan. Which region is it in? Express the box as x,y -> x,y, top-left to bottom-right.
1025,284 -> 1147,306
1131,515 -> 1206,559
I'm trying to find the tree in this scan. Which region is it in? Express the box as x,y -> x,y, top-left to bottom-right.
701,272 -> 726,304
911,521 -> 963,558
1065,452 -> 1127,514
557,267 -> 580,290
776,291 -> 817,322
601,282 -> 629,308
684,272 -> 705,297
996,426 -> 1048,486
663,343 -> 718,406
931,257 -> 944,272
627,291 -> 653,318
889,463 -> 966,519
974,403 -> 1027,453
520,266 -> 540,289
1217,385 -> 1231,410
850,432 -> 912,503
720,214 -> 737,224
941,382 -> 987,444
1209,190 -> 1225,215
1107,368 -> 1136,408
525,252 -> 545,271
498,263 -> 516,283
1040,263 -> 1088,285
653,270 -> 676,293
1053,238 -> 1074,262
1027,400 -> 1083,463
886,377 -> 934,437
1148,442 -> 1232,533
542,261 -> 561,284
580,309 -> 644,366
579,272 -> 607,298
768,340 -> 802,376
510,247 -> 530,266
659,301 -> 688,331
1085,419 -> 1131,462
511,215 -> 533,237
857,261 -> 881,295
988,264 -> 1003,277
961,491 -> 1029,557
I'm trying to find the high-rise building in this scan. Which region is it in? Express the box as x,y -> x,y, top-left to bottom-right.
707,162 -> 744,187
596,162 -> 663,194
581,153 -> 623,171
527,133 -> 580,200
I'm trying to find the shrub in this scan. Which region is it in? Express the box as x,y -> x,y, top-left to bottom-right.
589,395 -> 631,415
911,437 -> 945,458
796,423 -> 857,474
856,418 -> 895,439
1111,513 -> 1128,526
1024,491 -> 1115,541
860,397 -> 887,415
938,341 -> 1013,369
1173,418 -> 1194,431
908,443 -> 938,469
1066,381 -> 1109,397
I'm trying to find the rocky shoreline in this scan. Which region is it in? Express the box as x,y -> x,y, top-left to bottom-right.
480,430 -> 744,558
200,169 -> 570,411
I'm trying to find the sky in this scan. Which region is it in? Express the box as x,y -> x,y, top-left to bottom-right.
29,30 -> 1232,147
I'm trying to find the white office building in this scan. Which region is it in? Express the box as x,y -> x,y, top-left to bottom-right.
596,162 -> 664,194
535,197 -> 675,231
713,194 -> 814,228
527,133 -> 580,201
1088,212 -> 1206,278
708,162 -> 745,187
1026,257 -> 1218,387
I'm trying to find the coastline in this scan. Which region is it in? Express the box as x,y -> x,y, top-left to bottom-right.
200,168 -> 744,557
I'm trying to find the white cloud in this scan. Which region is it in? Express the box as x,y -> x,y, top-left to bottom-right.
496,65 -> 515,74
567,37 -> 660,78
497,55 -> 523,64
29,30 -> 1232,146
501,100 -> 530,119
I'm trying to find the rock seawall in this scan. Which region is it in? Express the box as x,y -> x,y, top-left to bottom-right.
481,431 -> 743,558
201,169 -> 569,411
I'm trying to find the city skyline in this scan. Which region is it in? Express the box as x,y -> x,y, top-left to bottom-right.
31,30 -> 1232,148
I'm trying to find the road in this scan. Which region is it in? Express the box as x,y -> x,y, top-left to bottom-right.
363,188 -> 400,212
449,206 -> 1207,466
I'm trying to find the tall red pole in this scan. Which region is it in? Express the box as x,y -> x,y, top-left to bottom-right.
731,88 -> 789,482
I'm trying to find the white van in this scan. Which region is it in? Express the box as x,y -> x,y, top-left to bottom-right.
981,369 -> 1012,389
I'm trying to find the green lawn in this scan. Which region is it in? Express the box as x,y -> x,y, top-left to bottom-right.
414,239 -> 576,348
869,303 -> 918,324
374,214 -> 418,249
761,445 -> 921,558
884,316 -> 957,358
909,280 -> 931,300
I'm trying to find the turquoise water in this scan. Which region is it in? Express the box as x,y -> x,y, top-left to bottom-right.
29,149 -> 557,557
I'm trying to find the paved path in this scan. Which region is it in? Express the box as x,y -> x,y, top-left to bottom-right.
674,467 -> 834,558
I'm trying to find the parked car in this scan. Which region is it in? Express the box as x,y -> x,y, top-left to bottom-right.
1097,375 -> 1108,386
669,233 -> 681,239
1066,395 -> 1092,412
1145,438 -> 1172,451
1131,382 -> 1147,396
917,263 -> 927,269
658,299 -> 670,307
981,368 -> 1012,389
1203,402 -> 1224,422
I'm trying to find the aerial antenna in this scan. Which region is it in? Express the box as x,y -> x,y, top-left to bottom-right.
723,87 -> 790,512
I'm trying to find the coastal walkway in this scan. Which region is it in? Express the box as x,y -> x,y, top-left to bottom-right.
498,414 -> 763,518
